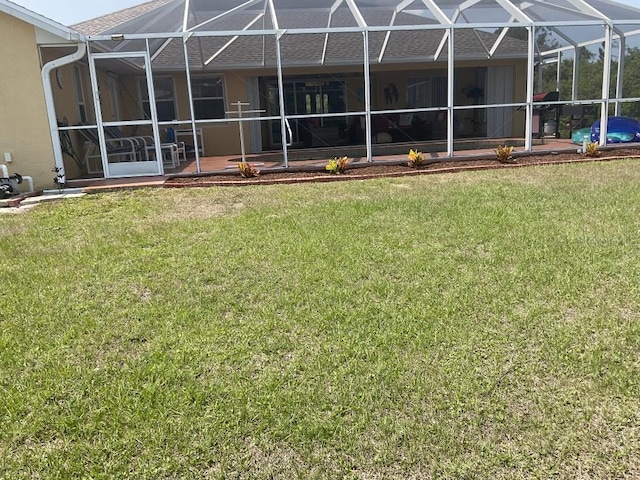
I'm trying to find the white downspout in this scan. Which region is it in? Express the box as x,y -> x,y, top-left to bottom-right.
41,42 -> 87,185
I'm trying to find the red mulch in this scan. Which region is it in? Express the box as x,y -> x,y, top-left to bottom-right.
164,148 -> 640,188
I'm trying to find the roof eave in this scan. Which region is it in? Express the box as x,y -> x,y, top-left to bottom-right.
0,0 -> 84,43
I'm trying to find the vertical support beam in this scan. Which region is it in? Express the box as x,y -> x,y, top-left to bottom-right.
146,39 -> 163,173
615,36 -> 626,117
87,46 -> 110,177
556,52 -> 562,92
525,25 -> 535,152
274,30 -> 289,168
447,26 -> 454,157
237,102 -> 247,163
182,33 -> 201,173
572,46 -> 579,101
600,23 -> 613,146
363,30 -> 373,163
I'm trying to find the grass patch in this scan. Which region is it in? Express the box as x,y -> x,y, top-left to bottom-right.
1,161 -> 640,478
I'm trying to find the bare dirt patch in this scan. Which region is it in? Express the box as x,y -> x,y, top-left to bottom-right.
154,190 -> 247,222
165,148 -> 640,188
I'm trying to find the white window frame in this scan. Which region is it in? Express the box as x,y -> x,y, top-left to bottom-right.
139,75 -> 177,122
191,74 -> 228,124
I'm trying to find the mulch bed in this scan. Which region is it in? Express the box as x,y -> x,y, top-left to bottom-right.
164,148 -> 640,188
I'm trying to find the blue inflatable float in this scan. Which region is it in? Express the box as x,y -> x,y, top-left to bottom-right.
571,127 -> 592,145
591,116 -> 640,143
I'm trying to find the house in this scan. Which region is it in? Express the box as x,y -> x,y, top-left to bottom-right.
1,0 -> 639,188
0,0 -> 83,190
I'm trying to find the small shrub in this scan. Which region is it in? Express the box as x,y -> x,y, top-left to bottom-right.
407,149 -> 425,168
326,156 -> 349,174
238,162 -> 260,178
495,145 -> 515,163
584,141 -> 599,158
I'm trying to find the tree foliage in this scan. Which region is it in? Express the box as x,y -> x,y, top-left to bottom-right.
537,45 -> 640,120
499,26 -> 640,130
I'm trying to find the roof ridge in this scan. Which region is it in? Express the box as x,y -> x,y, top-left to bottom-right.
71,0 -> 175,35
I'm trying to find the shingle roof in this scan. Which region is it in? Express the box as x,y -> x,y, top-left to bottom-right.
77,2 -> 528,69
148,27 -> 527,70
71,0 -> 174,35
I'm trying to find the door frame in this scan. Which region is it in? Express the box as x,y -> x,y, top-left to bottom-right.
88,51 -> 163,178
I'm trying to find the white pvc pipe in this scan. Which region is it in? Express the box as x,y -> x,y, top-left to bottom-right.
1,165 -> 34,193
21,176 -> 34,193
42,42 -> 87,185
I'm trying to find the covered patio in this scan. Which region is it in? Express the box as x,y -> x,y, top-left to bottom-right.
45,0 -> 640,184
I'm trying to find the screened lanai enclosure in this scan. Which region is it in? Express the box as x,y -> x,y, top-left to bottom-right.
47,0 -> 640,181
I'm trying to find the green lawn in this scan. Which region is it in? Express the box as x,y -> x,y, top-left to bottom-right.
1,161 -> 639,479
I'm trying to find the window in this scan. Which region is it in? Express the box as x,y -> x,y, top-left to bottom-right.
407,75 -> 447,110
140,76 -> 176,121
73,66 -> 89,123
192,77 -> 226,120
407,75 -> 447,122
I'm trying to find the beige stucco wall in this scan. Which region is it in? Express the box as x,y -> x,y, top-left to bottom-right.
0,12 -> 55,191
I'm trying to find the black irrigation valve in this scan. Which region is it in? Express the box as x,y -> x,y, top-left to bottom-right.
0,184 -> 13,200
0,172 -> 24,199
